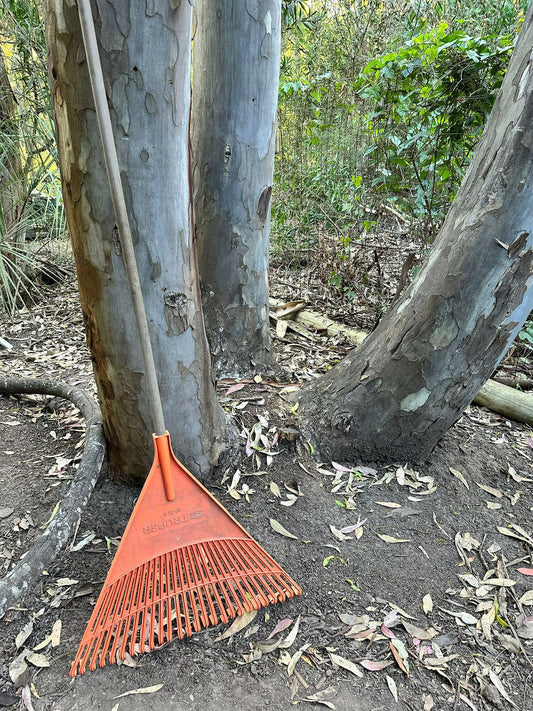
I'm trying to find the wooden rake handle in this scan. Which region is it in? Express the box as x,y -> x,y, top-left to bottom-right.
77,0 -> 166,438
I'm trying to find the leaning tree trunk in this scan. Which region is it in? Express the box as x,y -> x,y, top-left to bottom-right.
296,8 -> 533,463
191,0 -> 281,377
43,1 -> 227,481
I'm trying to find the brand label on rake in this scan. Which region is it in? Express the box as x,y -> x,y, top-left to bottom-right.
142,510 -> 204,535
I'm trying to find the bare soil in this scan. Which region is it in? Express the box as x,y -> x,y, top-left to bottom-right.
1,281 -> 533,711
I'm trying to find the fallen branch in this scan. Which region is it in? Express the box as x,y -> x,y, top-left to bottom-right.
270,299 -> 533,427
473,379 -> 533,427
0,377 -> 105,618
269,297 -> 367,346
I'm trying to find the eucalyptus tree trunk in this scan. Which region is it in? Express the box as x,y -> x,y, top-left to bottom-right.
296,7 -> 533,463
191,0 -> 281,377
43,0 -> 227,481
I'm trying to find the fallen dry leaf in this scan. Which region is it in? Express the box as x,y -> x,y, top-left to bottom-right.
360,659 -> 394,671
51,619 -> 62,647
449,467 -> 469,489
518,567 -> 533,576
266,618 -> 293,640
390,639 -> 409,676
287,643 -> 309,676
279,615 -> 301,649
302,685 -> 336,709
475,482 -> 503,498
401,620 -> 437,641
516,614 -> 533,639
488,669 -> 516,707
269,518 -> 298,539
375,501 -> 402,509
15,621 -> 34,650
519,590 -> 533,606
423,654 -> 459,667
422,594 -> 433,615
113,684 -> 164,699
385,674 -> 398,703
20,686 -> 35,711
377,534 -> 411,544
25,652 -> 49,668
482,577 -> 515,587
329,653 -> 364,678
215,611 -> 257,641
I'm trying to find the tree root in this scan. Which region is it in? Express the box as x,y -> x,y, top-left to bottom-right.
0,377 -> 105,619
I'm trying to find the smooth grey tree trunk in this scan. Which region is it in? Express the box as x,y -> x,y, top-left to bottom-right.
43,0 -> 227,482
296,7 -> 533,463
192,0 -> 281,377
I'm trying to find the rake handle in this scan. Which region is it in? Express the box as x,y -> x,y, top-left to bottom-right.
77,0 -> 166,438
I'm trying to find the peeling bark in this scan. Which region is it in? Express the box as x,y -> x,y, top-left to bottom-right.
43,1 -> 227,481
191,0 -> 281,377
296,8 -> 533,463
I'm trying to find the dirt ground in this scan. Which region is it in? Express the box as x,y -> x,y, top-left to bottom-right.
1,282 -> 533,711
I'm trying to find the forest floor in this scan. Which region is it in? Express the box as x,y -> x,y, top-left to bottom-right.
0,243 -> 533,711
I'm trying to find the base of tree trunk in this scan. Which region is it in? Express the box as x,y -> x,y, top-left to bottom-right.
0,378 -> 105,618
274,301 -> 533,438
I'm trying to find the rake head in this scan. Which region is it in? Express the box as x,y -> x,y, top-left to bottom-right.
70,435 -> 301,676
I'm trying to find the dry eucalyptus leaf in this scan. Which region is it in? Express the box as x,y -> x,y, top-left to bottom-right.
287,643 -> 309,676
422,594 -> 433,615
385,675 -> 398,703
25,652 -> 49,668
443,609 -> 478,625
55,577 -> 78,587
113,684 -> 165,699
488,669 -> 516,707
516,614 -> 533,639
494,632 -> 521,653
215,610 -> 257,641
449,468 -> 469,489
279,615 -> 300,649
482,577 -> 515,587
377,534 -> 411,544
375,501 -> 402,509
475,482 -> 503,498
401,620 -> 436,641
9,652 -> 28,688
303,686 -> 336,709
486,501 -> 502,510
330,524 -> 352,541
423,694 -> 435,711
269,518 -> 298,539
266,618 -> 293,640
423,654 -> 459,667
269,481 -> 281,497
518,590 -> 533,606
51,619 -> 62,647
329,653 -> 364,678
360,659 -> 393,671
15,621 -> 34,650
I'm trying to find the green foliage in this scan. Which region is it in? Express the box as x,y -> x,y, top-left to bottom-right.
273,0 -> 526,259
357,22 -> 516,228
